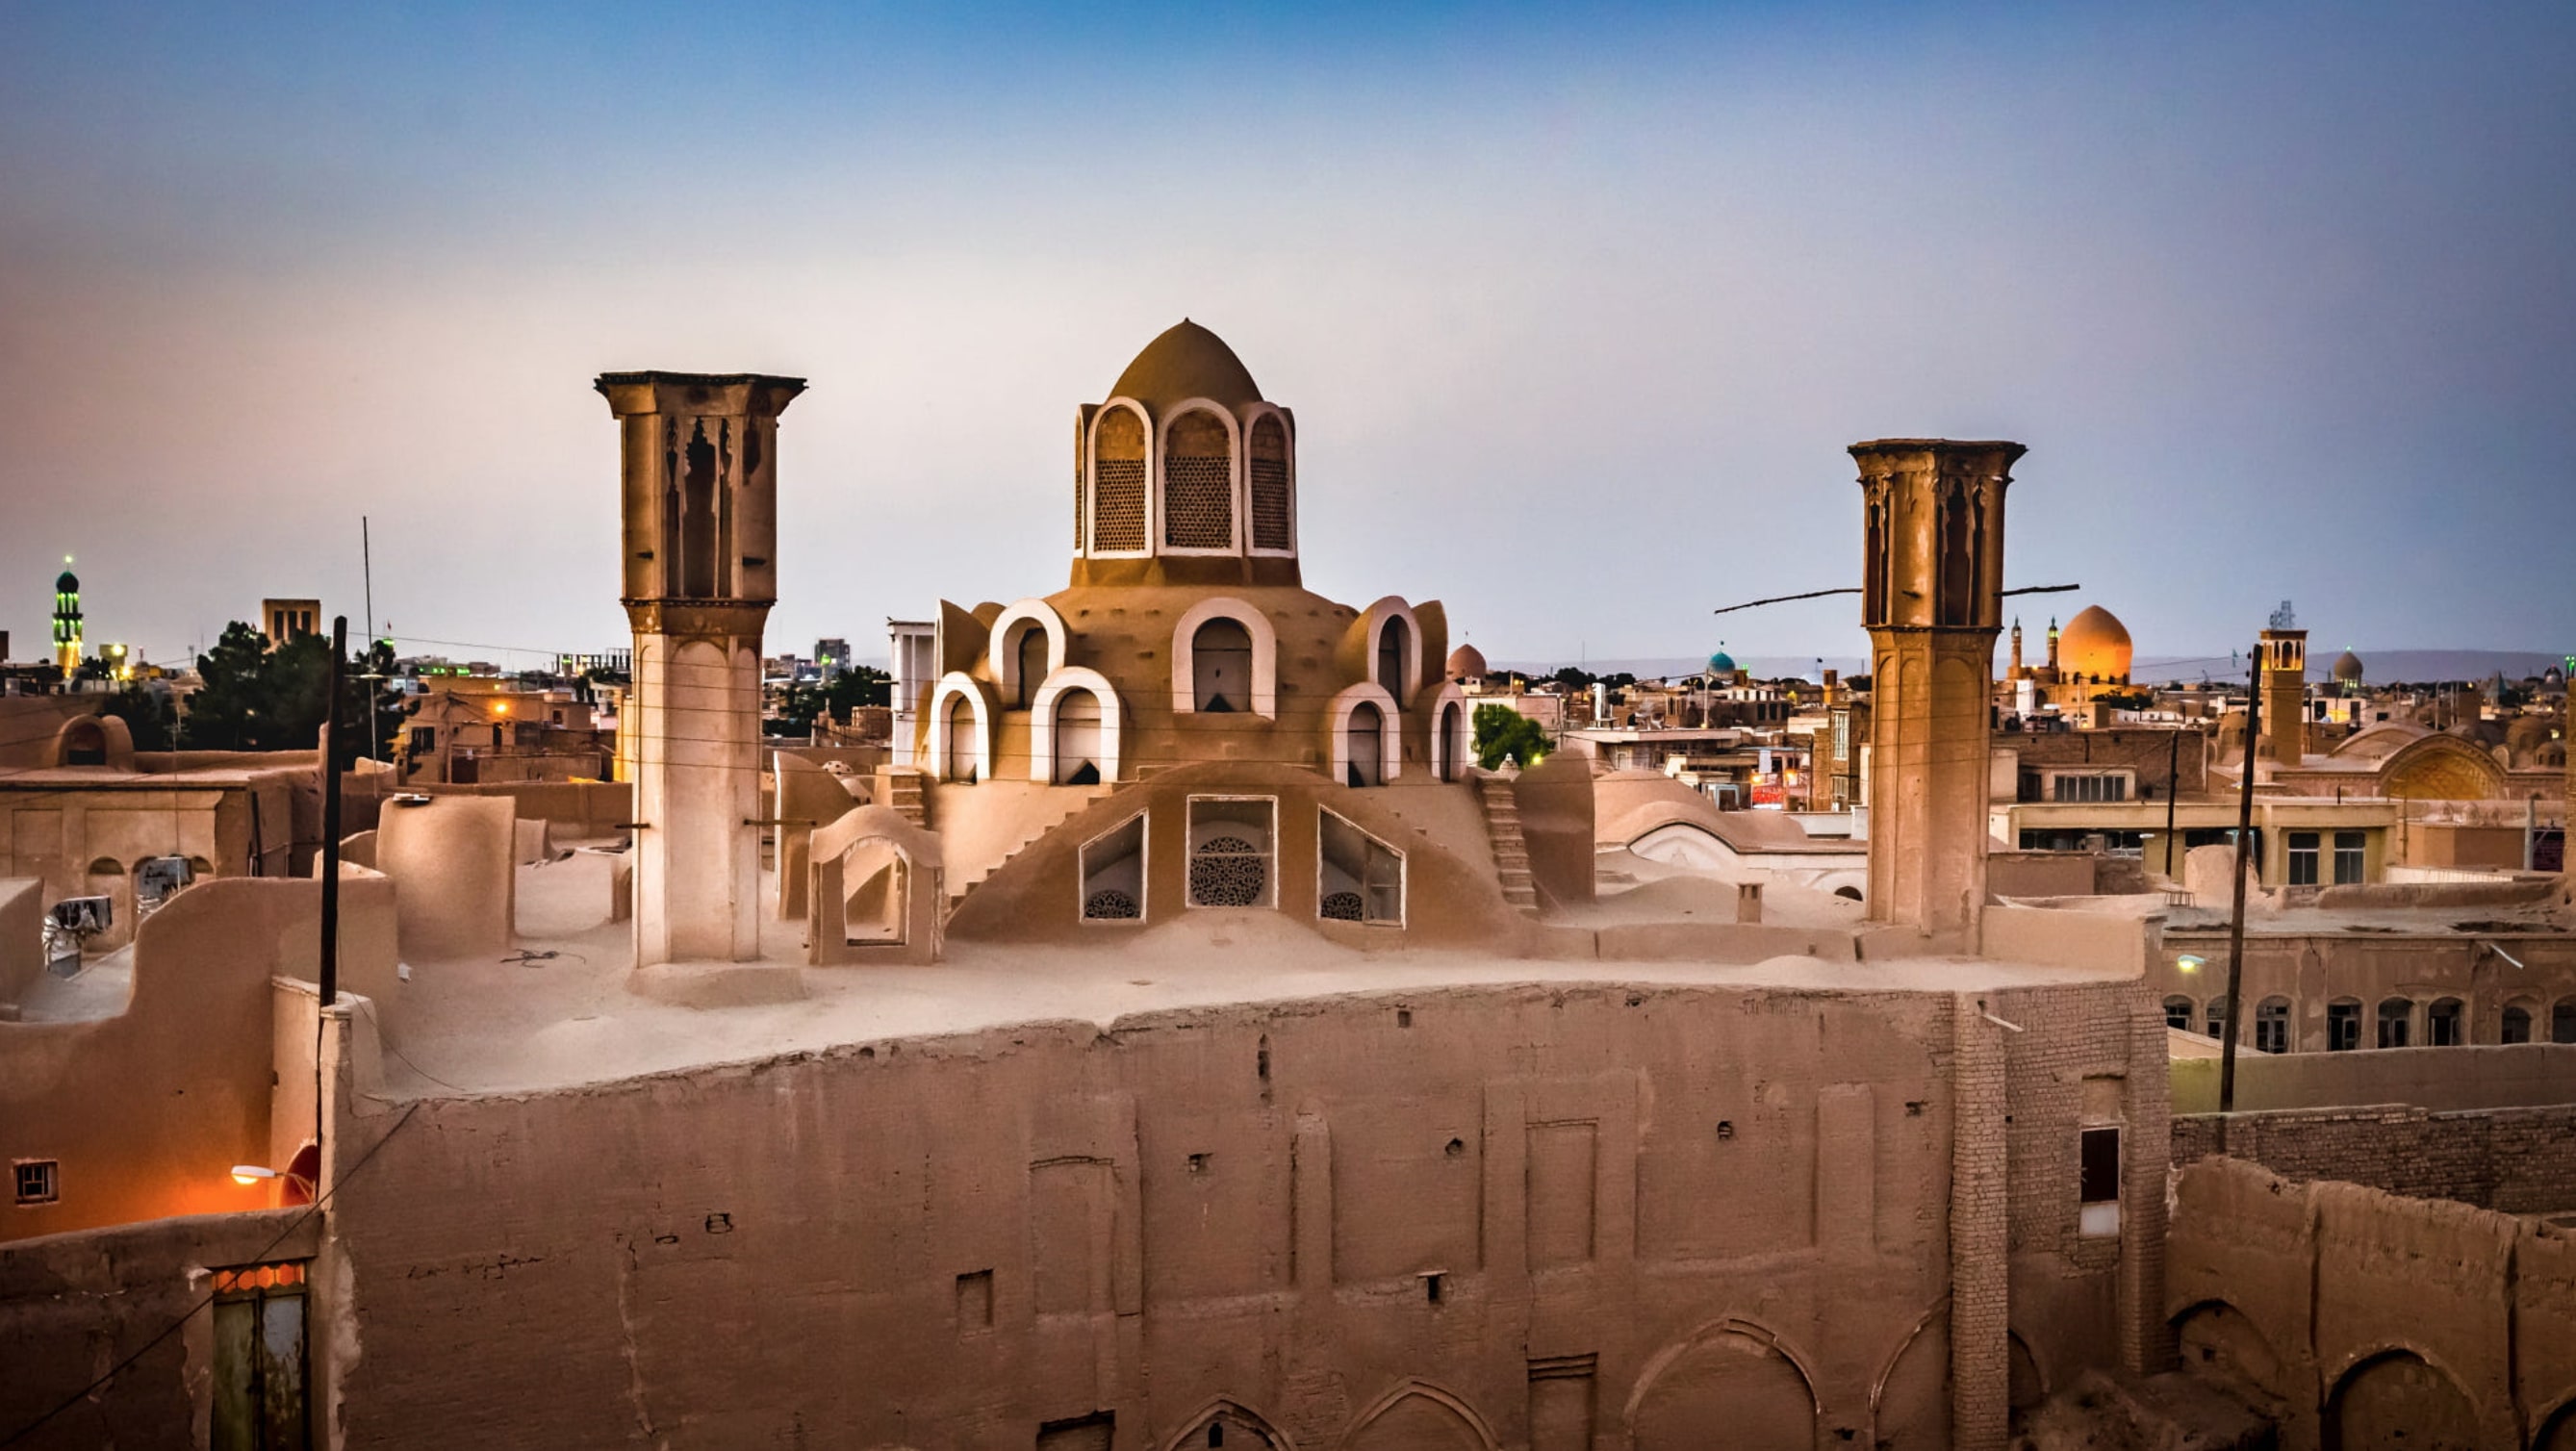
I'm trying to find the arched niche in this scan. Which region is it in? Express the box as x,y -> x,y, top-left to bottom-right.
1031,667 -> 1125,785
805,805 -> 944,965
52,713 -> 134,770
2322,1348 -> 2481,1451
1170,597 -> 1278,718
1624,1317 -> 1820,1451
1869,1304 -> 1948,1451
989,598 -> 1070,709
1339,1380 -> 1496,1451
1160,402 -> 1240,553
2170,1299 -> 2288,1410
1420,682 -> 1469,781
1088,400 -> 1151,555
925,673 -> 994,783
1357,597 -> 1423,701
1327,682 -> 1402,787
1245,407 -> 1295,555
1164,1397 -> 1294,1451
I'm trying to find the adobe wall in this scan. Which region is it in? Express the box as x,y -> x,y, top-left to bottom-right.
0,876 -> 40,1010
374,795 -> 515,959
2169,1041 -> 2576,1115
2165,1157 -> 2576,1449
0,877 -> 393,1244
2172,1102 -> 2576,1213
416,778 -> 632,837
0,1206 -> 321,1450
320,979 -> 2165,1449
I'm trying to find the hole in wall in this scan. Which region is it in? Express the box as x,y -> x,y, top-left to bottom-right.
1424,1272 -> 1443,1304
1443,1137 -> 1465,1158
1396,1008 -> 1413,1028
1716,1121 -> 1735,1140
1186,1153 -> 1210,1175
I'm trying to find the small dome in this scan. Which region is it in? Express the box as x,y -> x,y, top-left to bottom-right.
2058,605 -> 2132,681
56,570 -> 78,593
1109,319 -> 1262,414
2332,649 -> 2365,682
1446,644 -> 1488,680
1707,649 -> 1738,675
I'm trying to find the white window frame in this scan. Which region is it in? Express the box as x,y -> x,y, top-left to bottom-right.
1077,811 -> 1149,926
1186,795 -> 1277,910
1317,808 -> 1406,929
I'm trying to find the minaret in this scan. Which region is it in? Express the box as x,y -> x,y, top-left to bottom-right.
598,371 -> 805,967
1850,439 -> 2024,942
2258,624 -> 2308,769
51,558 -> 82,676
2045,617 -> 2060,676
2008,619 -> 2023,677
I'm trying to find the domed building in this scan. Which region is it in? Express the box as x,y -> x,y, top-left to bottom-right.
2002,603 -> 2135,716
2331,648 -> 2365,695
840,321 -> 1561,951
1444,642 -> 1488,684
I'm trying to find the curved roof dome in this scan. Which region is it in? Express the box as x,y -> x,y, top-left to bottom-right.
55,569 -> 78,593
2057,605 -> 2132,680
1707,649 -> 1738,675
2332,648 -> 2365,682
1109,319 -> 1262,413
1446,644 -> 1489,680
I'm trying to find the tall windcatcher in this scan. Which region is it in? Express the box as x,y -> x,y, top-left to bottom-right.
599,371 -> 805,967
1850,439 -> 2025,942
2258,605 -> 2308,770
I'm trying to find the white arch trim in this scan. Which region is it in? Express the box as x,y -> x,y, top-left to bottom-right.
1086,398 -> 1156,559
1171,596 -> 1279,719
1327,681 -> 1403,786
1423,681 -> 1468,781
1337,1379 -> 1498,1451
1359,597 -> 1424,700
1162,1396 -> 1298,1451
1030,666 -> 1126,785
988,598 -> 1070,703
925,673 -> 994,783
1157,397 -> 1246,556
1621,1315 -> 1823,1439
1242,403 -> 1298,558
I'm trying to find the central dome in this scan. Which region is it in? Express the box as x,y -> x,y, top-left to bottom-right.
1110,319 -> 1263,413
2058,605 -> 2132,681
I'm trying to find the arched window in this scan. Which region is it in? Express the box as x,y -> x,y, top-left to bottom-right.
2255,998 -> 2290,1054
2554,997 -> 2576,1045
2162,996 -> 2194,1031
1014,627 -> 1047,710
1053,691 -> 1104,785
1375,617 -> 1409,699
1091,407 -> 1146,552
1248,413 -> 1291,551
2206,997 -> 2230,1041
1346,702 -> 1386,787
1862,497 -> 1888,624
2376,997 -> 2412,1049
2503,1003 -> 2535,1044
945,694 -> 979,783
1162,410 -> 1234,549
2327,998 -> 2361,1051
1938,482 -> 1976,626
2428,997 -> 2463,1046
1192,619 -> 1253,713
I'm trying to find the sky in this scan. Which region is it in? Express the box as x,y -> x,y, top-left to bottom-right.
2,1 -> 2570,675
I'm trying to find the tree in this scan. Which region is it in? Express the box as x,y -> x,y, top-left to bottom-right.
1472,703 -> 1551,771
182,623 -> 402,766
767,665 -> 894,736
97,683 -> 176,751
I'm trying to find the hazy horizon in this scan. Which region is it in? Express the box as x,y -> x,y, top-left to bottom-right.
6,2 -> 2571,672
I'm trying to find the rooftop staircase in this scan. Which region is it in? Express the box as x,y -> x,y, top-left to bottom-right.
1478,776 -> 1542,917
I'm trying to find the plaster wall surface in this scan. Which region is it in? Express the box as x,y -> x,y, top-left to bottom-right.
2168,1042 -> 2576,1115
319,978 -> 2162,1450
2172,1102 -> 2576,1212
0,876 -> 40,1009
2155,916 -> 2576,1053
374,794 -> 515,959
2165,1157 -> 2575,1450
0,877 -> 393,1243
0,1207 -> 321,1451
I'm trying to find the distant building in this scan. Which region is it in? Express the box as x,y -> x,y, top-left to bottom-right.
260,598 -> 320,648
813,637 -> 853,677
51,562 -> 83,675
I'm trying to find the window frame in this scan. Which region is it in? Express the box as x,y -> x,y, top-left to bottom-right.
1077,811 -> 1149,926
13,1158 -> 59,1207
1186,796 -> 1278,911
2332,829 -> 2366,885
1316,808 -> 1406,929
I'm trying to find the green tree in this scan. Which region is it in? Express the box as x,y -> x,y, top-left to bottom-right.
183,623 -> 402,766
766,665 -> 895,736
97,683 -> 177,751
1472,702 -> 1551,771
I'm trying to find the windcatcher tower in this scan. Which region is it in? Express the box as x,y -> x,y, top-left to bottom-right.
2258,608 -> 2308,769
599,372 -> 805,967
1851,440 -> 2024,943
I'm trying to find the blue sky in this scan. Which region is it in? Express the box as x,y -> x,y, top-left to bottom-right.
3,2 -> 2569,670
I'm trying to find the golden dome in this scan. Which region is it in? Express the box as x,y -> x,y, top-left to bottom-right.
2058,605 -> 2132,681
1109,319 -> 1262,413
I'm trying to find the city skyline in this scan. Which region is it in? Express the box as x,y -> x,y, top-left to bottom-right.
5,1 -> 2571,667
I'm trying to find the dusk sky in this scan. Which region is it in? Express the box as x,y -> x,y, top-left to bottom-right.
3,2 -> 2570,674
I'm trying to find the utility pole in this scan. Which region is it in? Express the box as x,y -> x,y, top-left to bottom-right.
2217,645 -> 2262,1149
362,517 -> 379,760
2164,726 -> 2181,878
319,616 -> 347,1011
